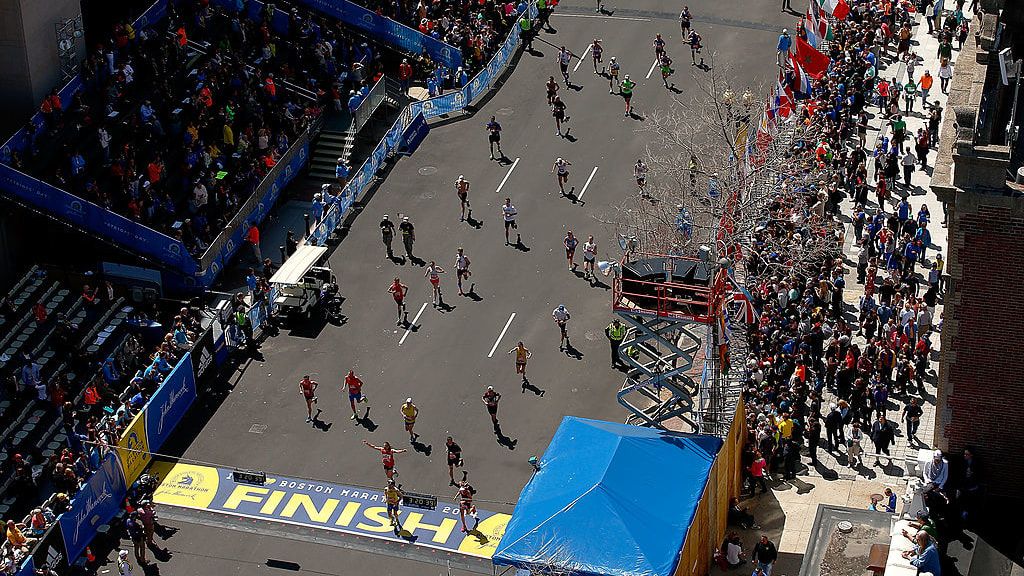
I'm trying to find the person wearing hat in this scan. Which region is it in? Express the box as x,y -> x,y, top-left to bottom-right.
400,398 -> 419,442
380,214 -> 395,258
777,28 -> 791,67
618,74 -> 636,116
311,190 -> 325,223
455,175 -> 471,221
118,550 -> 135,576
552,304 -> 571,350
398,216 -> 416,258
608,55 -> 620,93
605,319 -> 627,368
336,157 -> 349,187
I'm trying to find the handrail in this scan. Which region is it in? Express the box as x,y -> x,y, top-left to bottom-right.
351,75 -> 390,131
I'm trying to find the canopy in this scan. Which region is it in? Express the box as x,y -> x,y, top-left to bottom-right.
269,245 -> 328,285
493,417 -> 722,576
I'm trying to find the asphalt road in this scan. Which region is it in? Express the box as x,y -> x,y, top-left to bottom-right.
150,2 -> 791,574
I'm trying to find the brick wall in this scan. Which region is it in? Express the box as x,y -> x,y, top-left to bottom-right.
936,203 -> 1024,497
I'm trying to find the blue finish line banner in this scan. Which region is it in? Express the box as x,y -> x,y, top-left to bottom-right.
299,0 -> 462,70
151,460 -> 509,558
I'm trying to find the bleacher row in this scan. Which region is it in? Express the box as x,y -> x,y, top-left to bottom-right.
0,267 -> 131,521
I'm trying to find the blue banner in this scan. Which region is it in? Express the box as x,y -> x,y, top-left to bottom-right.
400,113 -> 429,154
58,452 -> 128,562
0,163 -> 196,272
297,0 -> 462,70
144,353 -> 196,453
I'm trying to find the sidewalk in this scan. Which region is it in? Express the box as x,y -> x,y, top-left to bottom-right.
731,7 -> 974,572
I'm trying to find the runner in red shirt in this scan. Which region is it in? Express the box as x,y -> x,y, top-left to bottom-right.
345,370 -> 369,420
298,375 -> 318,423
363,440 -> 407,480
388,278 -> 408,326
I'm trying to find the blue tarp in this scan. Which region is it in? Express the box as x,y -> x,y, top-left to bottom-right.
493,417 -> 722,576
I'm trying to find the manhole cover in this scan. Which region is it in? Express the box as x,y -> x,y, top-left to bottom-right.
837,521 -> 853,533
418,166 -> 438,175
496,107 -> 515,116
584,331 -> 598,341
249,424 -> 268,434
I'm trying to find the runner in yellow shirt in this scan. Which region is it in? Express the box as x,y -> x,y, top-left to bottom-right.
384,480 -> 404,529
401,398 -> 419,442
508,341 -> 532,383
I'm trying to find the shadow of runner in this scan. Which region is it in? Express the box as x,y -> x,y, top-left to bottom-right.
494,425 -> 518,450
411,439 -> 432,456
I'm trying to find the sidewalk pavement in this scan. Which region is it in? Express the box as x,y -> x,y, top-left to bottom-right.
728,7 -> 974,572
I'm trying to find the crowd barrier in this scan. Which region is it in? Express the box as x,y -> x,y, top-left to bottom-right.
16,348 -> 208,575
305,4 -> 534,247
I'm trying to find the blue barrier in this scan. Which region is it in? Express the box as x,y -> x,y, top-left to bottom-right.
57,452 -> 128,562
144,354 -> 197,454
298,0 -> 462,70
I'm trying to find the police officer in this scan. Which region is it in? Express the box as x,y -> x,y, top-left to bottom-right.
519,12 -> 534,52
605,319 -> 627,368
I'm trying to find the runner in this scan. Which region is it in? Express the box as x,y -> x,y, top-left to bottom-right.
424,261 -> 445,307
619,75 -> 636,116
652,33 -> 666,59
454,247 -> 472,296
363,440 -> 407,480
445,436 -> 464,486
608,56 -> 620,94
688,29 -> 703,65
455,480 -> 479,533
557,46 -> 574,86
379,214 -> 395,258
659,53 -> 674,88
389,277 -> 409,326
545,75 -> 559,106
552,304 -> 571,350
298,374 -> 318,423
508,341 -> 532,383
482,385 -> 502,429
551,157 -> 572,195
502,197 -> 520,246
589,38 -> 604,74
400,398 -> 419,442
399,216 -> 415,257
564,230 -> 579,271
455,175 -> 471,221
634,158 -> 649,196
551,95 -> 568,136
486,116 -> 503,160
679,5 -> 692,38
384,480 -> 403,528
583,235 -> 598,280
344,369 -> 368,420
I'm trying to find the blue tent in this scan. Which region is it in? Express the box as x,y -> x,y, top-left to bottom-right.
493,417 -> 722,576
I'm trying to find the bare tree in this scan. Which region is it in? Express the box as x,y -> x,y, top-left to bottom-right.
597,58 -> 845,282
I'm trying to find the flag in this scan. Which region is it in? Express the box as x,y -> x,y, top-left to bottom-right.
789,55 -> 813,96
817,0 -> 849,20
803,12 -> 819,48
809,0 -> 832,42
775,71 -> 793,118
794,36 -> 830,79
730,287 -> 760,324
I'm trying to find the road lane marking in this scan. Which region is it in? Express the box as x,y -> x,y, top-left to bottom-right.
577,167 -> 599,201
398,302 -> 428,346
487,313 -> 516,358
495,157 -> 520,196
645,58 -> 659,79
573,47 -> 587,72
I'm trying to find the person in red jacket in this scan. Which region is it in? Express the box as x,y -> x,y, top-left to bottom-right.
398,59 -> 414,94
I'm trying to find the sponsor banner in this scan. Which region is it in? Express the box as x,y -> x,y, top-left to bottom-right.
30,523 -> 69,574
192,326 -> 217,380
59,452 -> 127,561
0,164 -> 195,273
151,461 -> 510,559
401,113 -> 430,154
298,0 -> 462,70
115,410 -> 151,485
145,354 -> 196,454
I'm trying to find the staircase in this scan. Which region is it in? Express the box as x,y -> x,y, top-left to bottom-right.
309,129 -> 355,181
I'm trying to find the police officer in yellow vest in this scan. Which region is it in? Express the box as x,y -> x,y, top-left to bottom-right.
605,319 -> 627,369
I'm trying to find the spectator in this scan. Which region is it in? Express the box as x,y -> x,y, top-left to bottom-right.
751,534 -> 777,575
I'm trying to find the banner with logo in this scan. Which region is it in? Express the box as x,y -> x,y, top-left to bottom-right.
115,410 -> 152,486
297,0 -> 462,70
151,460 -> 510,559
145,354 -> 196,454
29,523 -> 69,574
191,326 -> 217,381
58,452 -> 127,562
